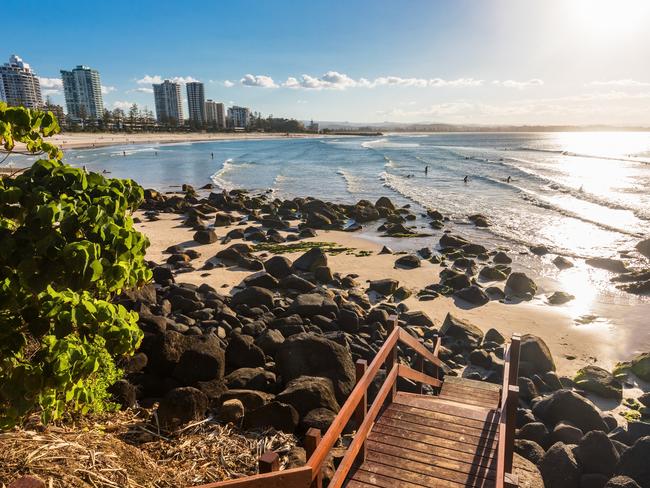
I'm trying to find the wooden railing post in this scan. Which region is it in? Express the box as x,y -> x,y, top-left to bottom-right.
415,354 -> 424,394
507,334 -> 521,387
258,451 -> 279,473
353,359 -> 368,464
386,316 -> 398,402
305,428 -> 322,488
504,384 -> 519,474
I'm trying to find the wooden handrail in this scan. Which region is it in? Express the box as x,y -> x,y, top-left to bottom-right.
191,466 -> 312,488
397,364 -> 443,387
397,328 -> 444,368
328,365 -> 399,488
495,335 -> 521,488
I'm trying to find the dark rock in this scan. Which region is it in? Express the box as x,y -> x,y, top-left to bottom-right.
606,476 -> 642,488
575,430 -> 620,476
279,274 -> 317,292
225,367 -> 276,393
616,436 -> 650,487
505,272 -> 537,299
455,285 -> 489,305
538,442 -> 582,488
554,256 -> 574,269
440,313 -> 484,351
479,266 -> 508,281
219,389 -> 274,413
518,376 -> 540,402
468,214 -> 490,227
264,255 -> 293,279
226,334 -> 266,368
153,266 -> 175,285
254,328 -> 285,355
586,258 -> 629,274
532,389 -> 608,433
636,238 -> 650,259
244,401 -> 299,433
314,266 -> 333,283
244,271 -> 279,289
548,291 -> 575,305
276,333 -> 355,403
530,245 -> 550,256
379,246 -> 393,254
580,473 -> 609,488
485,286 -> 505,300
108,379 -> 137,408
485,328 -> 505,344
439,234 -> 469,249
574,365 -> 622,400
518,422 -> 550,449
520,334 -> 556,377
493,251 -> 512,264
552,422 -> 584,445
293,247 -> 327,272
301,408 -> 337,432
339,308 -> 359,333
288,293 -> 338,317
368,279 -> 399,295
469,349 -> 493,368
276,376 -> 341,417
514,439 -> 545,465
395,254 -> 421,269
157,387 -> 208,428
219,398 -> 245,424
613,352 -> 650,382
231,286 -> 274,309
193,229 -> 218,244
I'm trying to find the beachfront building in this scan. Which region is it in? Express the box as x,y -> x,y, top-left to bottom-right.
186,82 -> 205,126
205,100 -> 226,129
153,80 -> 183,126
61,65 -> 104,121
0,55 -> 42,109
228,105 -> 251,129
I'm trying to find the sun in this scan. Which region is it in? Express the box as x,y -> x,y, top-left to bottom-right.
566,0 -> 650,39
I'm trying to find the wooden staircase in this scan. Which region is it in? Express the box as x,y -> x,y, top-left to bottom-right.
194,317 -> 521,488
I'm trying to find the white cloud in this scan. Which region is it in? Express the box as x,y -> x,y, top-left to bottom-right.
223,80 -> 235,88
128,87 -> 154,93
493,79 -> 544,89
587,79 -> 650,87
101,85 -> 116,95
136,74 -> 199,85
280,72 -> 485,90
39,77 -> 63,90
240,74 -> 278,88
112,101 -> 134,110
428,78 -> 484,87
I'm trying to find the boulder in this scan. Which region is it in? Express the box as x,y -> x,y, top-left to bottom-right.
575,430 -> 620,476
518,422 -> 550,449
547,291 -> 575,305
532,389 -> 608,433
293,247 -> 328,272
288,293 -> 338,317
552,422 -> 584,445
255,328 -> 285,355
439,234 -> 469,249
368,279 -> 399,295
264,255 -> 293,279
574,365 -> 622,400
514,439 -> 545,465
440,313 -> 484,351
193,229 -> 218,244
505,272 -> 537,299
395,254 -> 421,269
244,272 -> 279,289
553,256 -> 574,269
493,251 -> 513,264
143,330 -> 226,384
512,453 -> 545,488
519,334 -> 556,376
301,408 -> 337,432
231,286 -> 274,309
157,387 -> 208,428
280,274 -> 317,292
219,389 -> 274,413
636,238 -> 650,259
226,334 -> 266,369
219,399 -> 245,424
244,401 -> 299,433
455,285 -> 489,306
108,379 -> 137,409
375,196 -> 395,211
606,476 -> 642,488
225,367 -> 276,392
538,442 -> 581,488
485,328 -> 505,345
276,376 -> 341,417
339,308 -> 359,333
614,352 -> 650,382
585,258 -> 629,274
276,333 -> 355,403
616,436 -> 650,487
479,266 -> 508,281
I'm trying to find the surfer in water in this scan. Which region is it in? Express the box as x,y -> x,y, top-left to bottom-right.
425,166 -> 429,175
463,175 -> 468,183
506,176 -> 511,183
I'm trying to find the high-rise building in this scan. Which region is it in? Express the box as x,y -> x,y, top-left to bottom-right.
205,100 -> 226,129
0,55 -> 42,109
153,80 -> 183,125
186,82 -> 205,125
228,106 -> 251,129
61,65 -> 104,120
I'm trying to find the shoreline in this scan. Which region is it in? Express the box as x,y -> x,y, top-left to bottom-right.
135,208 -> 636,377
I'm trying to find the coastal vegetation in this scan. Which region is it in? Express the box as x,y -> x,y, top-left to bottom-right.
0,103 -> 151,427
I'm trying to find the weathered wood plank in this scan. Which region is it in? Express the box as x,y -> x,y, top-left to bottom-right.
366,439 -> 497,478
388,401 -> 497,431
385,404 -> 498,436
377,413 -> 498,445
440,383 -> 500,400
365,448 -> 496,486
394,394 -> 498,421
397,364 -> 443,388
371,424 -> 498,458
438,392 -> 500,409
350,468 -> 433,488
367,431 -> 498,467
381,410 -> 497,442
444,376 -> 502,392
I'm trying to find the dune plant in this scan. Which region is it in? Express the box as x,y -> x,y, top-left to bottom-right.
0,102 -> 151,428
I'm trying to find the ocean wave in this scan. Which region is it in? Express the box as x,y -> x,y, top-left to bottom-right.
362,138 -> 420,149
514,146 -> 650,165
337,169 -> 365,194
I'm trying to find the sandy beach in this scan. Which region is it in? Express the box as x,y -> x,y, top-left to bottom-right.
45,131 -> 328,151
135,209 -> 633,378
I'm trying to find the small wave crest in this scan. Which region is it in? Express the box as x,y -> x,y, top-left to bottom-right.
337,169 -> 365,194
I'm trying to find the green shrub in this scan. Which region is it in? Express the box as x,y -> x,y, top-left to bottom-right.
0,102 -> 151,428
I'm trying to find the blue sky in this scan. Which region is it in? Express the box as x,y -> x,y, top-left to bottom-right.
6,0 -> 650,125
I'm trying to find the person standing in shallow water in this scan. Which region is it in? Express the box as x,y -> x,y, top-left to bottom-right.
211,152 -> 214,159
463,175 -> 468,183
425,166 -> 429,175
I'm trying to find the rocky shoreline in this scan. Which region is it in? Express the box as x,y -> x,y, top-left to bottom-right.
101,186 -> 650,488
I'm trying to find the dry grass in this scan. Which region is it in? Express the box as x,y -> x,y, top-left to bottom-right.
0,410 -> 298,488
